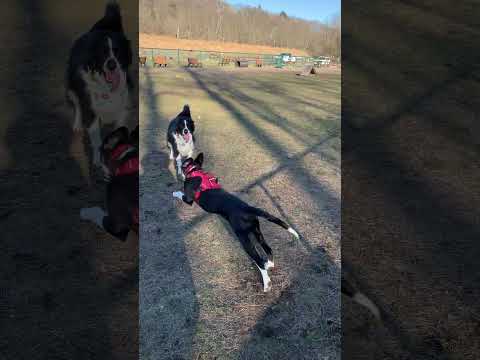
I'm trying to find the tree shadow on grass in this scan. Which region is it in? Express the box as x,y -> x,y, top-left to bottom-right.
139,67 -> 199,360
342,1 -> 480,358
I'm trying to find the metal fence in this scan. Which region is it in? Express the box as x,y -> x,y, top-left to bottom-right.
139,47 -> 317,68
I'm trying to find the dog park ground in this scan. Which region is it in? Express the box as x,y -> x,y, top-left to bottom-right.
139,66 -> 341,359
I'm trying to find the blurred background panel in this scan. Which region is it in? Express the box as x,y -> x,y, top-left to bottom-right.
0,1 -> 138,359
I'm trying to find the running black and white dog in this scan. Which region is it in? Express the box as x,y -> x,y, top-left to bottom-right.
66,1 -> 133,169
172,153 -> 299,292
80,126 -> 139,241
167,105 -> 195,179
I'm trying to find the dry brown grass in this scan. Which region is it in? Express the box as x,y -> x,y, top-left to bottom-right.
140,67 -> 341,359
140,33 -> 310,56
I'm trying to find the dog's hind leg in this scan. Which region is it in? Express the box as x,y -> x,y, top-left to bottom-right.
254,223 -> 274,269
88,116 -> 103,167
255,263 -> 272,292
237,229 -> 272,292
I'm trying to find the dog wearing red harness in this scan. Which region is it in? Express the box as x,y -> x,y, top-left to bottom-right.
80,126 -> 139,240
173,153 -> 300,292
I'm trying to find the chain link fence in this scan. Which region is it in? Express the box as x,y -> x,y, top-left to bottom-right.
139,48 -> 321,68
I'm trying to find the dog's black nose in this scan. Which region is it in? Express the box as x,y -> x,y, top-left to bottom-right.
183,128 -> 189,135
106,59 -> 117,71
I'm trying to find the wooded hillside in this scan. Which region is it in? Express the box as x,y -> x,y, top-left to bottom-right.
140,0 -> 340,57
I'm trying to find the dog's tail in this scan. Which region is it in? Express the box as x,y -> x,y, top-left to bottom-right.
248,207 -> 300,239
342,277 -> 381,321
91,1 -> 123,33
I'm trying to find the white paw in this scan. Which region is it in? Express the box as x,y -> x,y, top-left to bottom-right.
263,280 -> 272,292
80,207 -> 105,227
172,191 -> 184,199
101,164 -> 112,182
265,260 -> 275,270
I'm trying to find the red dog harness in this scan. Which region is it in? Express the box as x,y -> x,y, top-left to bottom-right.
110,143 -> 139,177
185,165 -> 222,202
109,143 -> 139,227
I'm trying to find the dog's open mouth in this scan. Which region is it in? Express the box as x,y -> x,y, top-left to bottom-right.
182,132 -> 191,142
105,68 -> 121,92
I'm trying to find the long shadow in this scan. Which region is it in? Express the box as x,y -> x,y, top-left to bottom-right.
206,74 -> 340,147
343,1 -> 480,358
139,68 -> 199,359
0,2 -> 115,359
237,250 -> 341,360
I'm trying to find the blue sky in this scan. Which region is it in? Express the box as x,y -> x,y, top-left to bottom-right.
226,0 -> 340,23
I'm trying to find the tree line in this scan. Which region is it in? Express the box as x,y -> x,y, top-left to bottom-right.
140,0 -> 340,57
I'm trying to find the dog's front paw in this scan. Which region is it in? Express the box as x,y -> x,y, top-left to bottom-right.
73,122 -> 83,133
172,191 -> 184,199
101,164 -> 112,182
80,207 -> 105,227
265,260 -> 275,270
263,279 -> 272,293
92,152 -> 103,167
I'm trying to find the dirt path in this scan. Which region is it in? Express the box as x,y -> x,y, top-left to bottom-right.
139,67 -> 341,359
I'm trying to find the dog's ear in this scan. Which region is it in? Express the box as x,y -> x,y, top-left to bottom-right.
179,104 -> 190,117
102,126 -> 129,150
129,125 -> 139,144
194,152 -> 204,167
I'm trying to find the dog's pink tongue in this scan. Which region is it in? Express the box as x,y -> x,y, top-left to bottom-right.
183,133 -> 191,142
105,69 -> 120,91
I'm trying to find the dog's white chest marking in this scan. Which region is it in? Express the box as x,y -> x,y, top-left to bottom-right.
81,69 -> 129,122
173,132 -> 194,158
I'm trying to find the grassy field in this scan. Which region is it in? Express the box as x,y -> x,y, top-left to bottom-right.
139,67 -> 341,359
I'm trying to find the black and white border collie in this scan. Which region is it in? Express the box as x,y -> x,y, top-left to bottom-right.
66,1 -> 133,169
173,153 -> 300,292
167,105 -> 195,179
